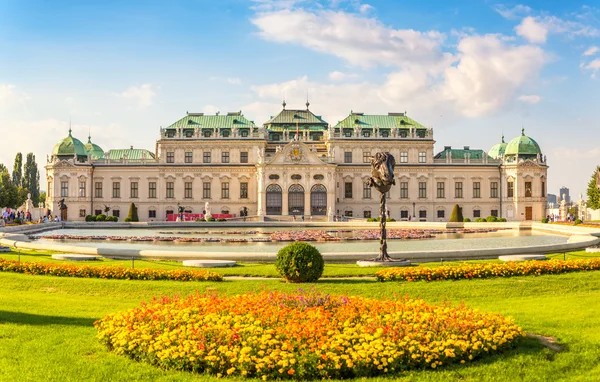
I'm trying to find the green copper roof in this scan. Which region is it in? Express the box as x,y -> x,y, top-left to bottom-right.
335,113 -> 427,129
504,129 -> 542,156
108,149 -> 155,161
434,147 -> 489,160
52,129 -> 88,158
263,105 -> 328,129
85,136 -> 104,160
166,112 -> 256,130
488,136 -> 507,159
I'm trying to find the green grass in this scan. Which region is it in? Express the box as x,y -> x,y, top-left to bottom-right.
2,267 -> 600,381
1,249 -> 598,278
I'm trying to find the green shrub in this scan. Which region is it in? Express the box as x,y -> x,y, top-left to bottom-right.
574,219 -> 583,225
275,242 -> 324,283
206,216 -> 216,222
475,217 -> 486,223
366,217 -> 376,222
217,218 -> 226,222
449,204 -> 463,222
486,216 -> 498,222
541,217 -> 549,223
124,217 -> 132,222
126,203 -> 139,222
85,215 -> 96,222
497,218 -> 507,222
13,218 -> 22,225
386,217 -> 396,222
105,215 -> 118,222
463,218 -> 471,222
96,214 -> 106,222
195,218 -> 204,222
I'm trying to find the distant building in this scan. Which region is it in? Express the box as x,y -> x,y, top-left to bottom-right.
559,187 -> 570,203
547,194 -> 557,204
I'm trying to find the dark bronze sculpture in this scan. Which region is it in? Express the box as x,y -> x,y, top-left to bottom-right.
366,152 -> 396,261
57,199 -> 67,211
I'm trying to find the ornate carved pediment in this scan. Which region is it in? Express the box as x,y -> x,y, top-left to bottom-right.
267,141 -> 327,166
518,160 -> 541,168
53,160 -> 76,169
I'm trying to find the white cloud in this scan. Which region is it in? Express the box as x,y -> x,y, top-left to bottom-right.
202,105 -> 220,114
209,76 -> 242,85
328,71 -> 359,81
115,84 -> 157,108
583,58 -> 600,78
251,9 -> 450,69
0,84 -> 29,108
583,46 -> 599,56
359,4 -> 373,14
515,16 -> 548,43
494,4 -> 532,20
518,94 -> 542,104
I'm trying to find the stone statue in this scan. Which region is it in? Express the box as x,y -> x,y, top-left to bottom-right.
257,147 -> 265,163
204,201 -> 212,220
365,152 -> 397,261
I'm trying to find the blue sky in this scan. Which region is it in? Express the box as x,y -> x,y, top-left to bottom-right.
1,0 -> 599,198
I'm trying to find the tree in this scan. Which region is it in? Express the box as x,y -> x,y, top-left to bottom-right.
39,191 -> 47,208
12,153 -> 22,187
449,204 -> 464,222
0,166 -> 18,208
22,153 -> 40,205
125,203 -> 139,222
586,166 -> 600,210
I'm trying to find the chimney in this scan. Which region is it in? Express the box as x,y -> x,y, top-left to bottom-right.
463,146 -> 470,150
444,146 -> 451,150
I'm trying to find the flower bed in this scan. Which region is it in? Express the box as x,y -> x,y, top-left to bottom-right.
376,258 -> 600,282
0,259 -> 222,282
95,291 -> 523,380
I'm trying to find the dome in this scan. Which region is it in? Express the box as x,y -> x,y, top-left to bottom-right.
504,128 -> 542,157
52,129 -> 88,158
85,135 -> 104,160
488,135 -> 507,159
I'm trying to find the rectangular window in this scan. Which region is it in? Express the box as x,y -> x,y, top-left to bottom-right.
112,210 -> 120,218
79,209 -> 86,217
130,182 -> 138,198
61,181 -> 68,197
418,152 -> 426,163
184,151 -> 193,163
363,210 -> 371,218
419,182 -> 427,198
148,182 -> 156,198
166,182 -> 174,199
78,181 -> 86,197
437,210 -> 445,218
344,152 -> 352,163
490,182 -> 498,198
148,210 -> 156,218
240,151 -> 248,163
203,182 -> 211,199
491,209 -> 498,217
94,182 -> 102,198
94,209 -> 102,216
221,152 -> 230,163
473,182 -> 481,198
344,182 -> 353,198
473,210 -> 481,218
400,210 -> 409,219
184,182 -> 192,199
419,210 -> 427,219
167,152 -> 174,163
400,152 -> 408,163
541,181 -> 546,197
240,182 -> 248,199
525,181 -> 532,197
400,182 -> 408,199
363,151 -> 371,163
436,182 -> 445,198
344,210 -> 353,217
112,182 -> 120,198
221,182 -> 230,199
363,183 -> 371,199
203,152 -> 211,163
507,181 -> 514,197
455,182 -> 463,198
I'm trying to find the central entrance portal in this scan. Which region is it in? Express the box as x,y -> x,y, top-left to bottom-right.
288,184 -> 305,215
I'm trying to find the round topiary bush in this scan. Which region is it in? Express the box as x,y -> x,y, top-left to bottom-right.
574,219 -> 583,225
206,216 -> 216,222
463,218 -> 471,222
475,217 -> 486,223
486,216 -> 497,222
497,217 -> 507,222
96,214 -> 106,222
366,217 -> 376,222
275,242 -> 324,283
541,217 -> 549,223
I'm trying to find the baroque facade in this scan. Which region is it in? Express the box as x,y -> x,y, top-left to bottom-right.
46,104 -> 548,222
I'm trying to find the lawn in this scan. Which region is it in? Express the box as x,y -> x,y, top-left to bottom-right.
1,267 -> 600,381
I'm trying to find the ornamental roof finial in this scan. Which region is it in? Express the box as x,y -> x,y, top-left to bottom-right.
521,127 -> 525,136
282,99 -> 286,109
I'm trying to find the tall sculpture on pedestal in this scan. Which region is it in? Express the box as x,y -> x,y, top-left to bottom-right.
366,152 -> 396,261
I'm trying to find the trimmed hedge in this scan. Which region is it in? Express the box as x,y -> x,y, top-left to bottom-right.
449,204 -> 463,222
275,242 -> 324,283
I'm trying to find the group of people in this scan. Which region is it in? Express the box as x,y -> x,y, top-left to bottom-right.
1,210 -> 32,223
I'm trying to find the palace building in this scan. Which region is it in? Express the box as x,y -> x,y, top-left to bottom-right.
45,103 -> 548,222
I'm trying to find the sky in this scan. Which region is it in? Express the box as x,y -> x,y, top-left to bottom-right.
1,0 -> 599,199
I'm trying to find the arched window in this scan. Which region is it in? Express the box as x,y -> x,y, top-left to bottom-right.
288,184 -> 305,215
266,184 -> 282,215
311,184 -> 327,215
